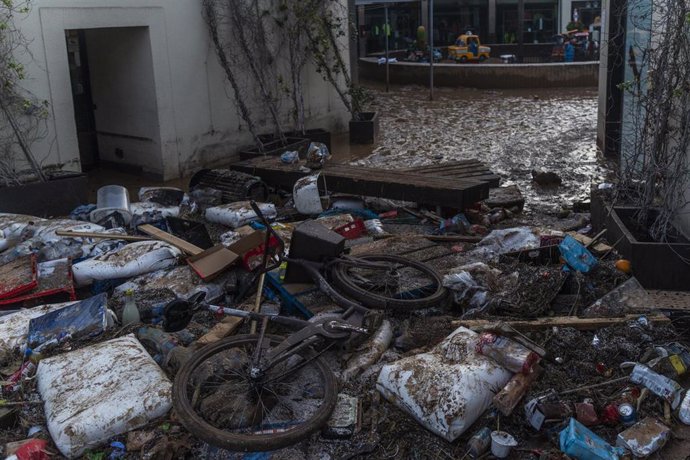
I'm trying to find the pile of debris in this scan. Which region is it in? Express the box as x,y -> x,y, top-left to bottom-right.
0,159 -> 688,460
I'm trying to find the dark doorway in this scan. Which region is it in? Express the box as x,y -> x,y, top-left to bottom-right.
66,30 -> 99,170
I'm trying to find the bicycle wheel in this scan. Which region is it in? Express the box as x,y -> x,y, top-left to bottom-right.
173,334 -> 337,452
329,254 -> 446,311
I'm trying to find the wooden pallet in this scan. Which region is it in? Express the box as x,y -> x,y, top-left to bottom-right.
231,157 -> 491,210
396,159 -> 501,187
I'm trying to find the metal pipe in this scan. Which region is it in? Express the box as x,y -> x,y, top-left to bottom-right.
385,5 -> 390,92
429,0 -> 434,100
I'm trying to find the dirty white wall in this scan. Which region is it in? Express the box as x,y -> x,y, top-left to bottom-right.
10,0 -> 350,180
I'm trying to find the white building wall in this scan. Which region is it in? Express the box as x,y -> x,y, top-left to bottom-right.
10,0 -> 350,180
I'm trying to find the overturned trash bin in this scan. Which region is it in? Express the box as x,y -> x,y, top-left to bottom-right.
376,326 -> 512,442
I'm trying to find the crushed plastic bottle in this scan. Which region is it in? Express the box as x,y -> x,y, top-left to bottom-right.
476,332 -> 540,374
121,289 -> 141,326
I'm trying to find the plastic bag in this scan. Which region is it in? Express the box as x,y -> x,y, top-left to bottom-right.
72,241 -> 181,286
280,150 -> 300,164
470,227 -> 540,260
559,235 -> 597,273
377,327 -> 512,442
26,293 -> 109,353
305,142 -> 330,169
205,201 -> 277,228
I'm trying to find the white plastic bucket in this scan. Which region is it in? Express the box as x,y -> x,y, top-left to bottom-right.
90,185 -> 132,225
491,431 -> 517,458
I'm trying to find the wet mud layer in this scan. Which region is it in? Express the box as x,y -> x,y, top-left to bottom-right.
351,85 -> 606,215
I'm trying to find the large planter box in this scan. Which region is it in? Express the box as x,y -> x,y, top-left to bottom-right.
349,112 -> 379,145
605,206 -> 690,290
239,137 -> 310,161
0,173 -> 88,217
257,129 -> 332,152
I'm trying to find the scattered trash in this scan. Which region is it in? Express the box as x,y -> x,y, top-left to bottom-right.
559,235 -> 598,273
305,142 -> 330,169
377,327 -> 512,442
90,185 -> 132,226
293,174 -> 325,215
560,418 -> 626,460
629,363 -> 683,409
466,427 -> 492,458
138,187 -> 185,206
616,417 -> 671,458
26,293 -> 110,353
205,201 -> 277,228
322,394 -> 361,439
72,241 -> 181,286
490,430 -> 517,458
342,320 -> 393,381
280,150 -> 300,164
475,332 -> 540,374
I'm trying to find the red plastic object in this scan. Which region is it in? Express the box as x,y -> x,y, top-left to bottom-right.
540,235 -> 564,247
0,255 -> 38,300
378,210 -> 398,219
15,439 -> 50,460
0,259 -> 76,308
243,235 -> 280,271
334,219 -> 366,240
575,402 -> 599,426
601,404 -> 620,425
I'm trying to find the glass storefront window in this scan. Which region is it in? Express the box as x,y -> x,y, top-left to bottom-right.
497,3 -> 557,43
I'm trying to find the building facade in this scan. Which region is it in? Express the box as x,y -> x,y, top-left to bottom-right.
357,0 -> 602,54
7,0 -> 350,181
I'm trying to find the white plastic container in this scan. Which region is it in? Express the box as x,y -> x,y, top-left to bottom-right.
376,327 -> 512,442
205,201 -> 277,228
90,185 -> 132,225
72,241 -> 181,286
491,431 -> 518,458
36,334 -> 172,458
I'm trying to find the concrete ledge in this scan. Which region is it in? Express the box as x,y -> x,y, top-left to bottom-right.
359,58 -> 599,89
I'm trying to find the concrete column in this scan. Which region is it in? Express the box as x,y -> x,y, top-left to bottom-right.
421,0 -> 429,31
488,0 -> 497,42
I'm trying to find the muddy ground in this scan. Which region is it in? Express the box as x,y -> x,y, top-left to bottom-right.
343,84 -> 608,216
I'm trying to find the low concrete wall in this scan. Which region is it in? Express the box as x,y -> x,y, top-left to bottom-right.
359,58 -> 599,89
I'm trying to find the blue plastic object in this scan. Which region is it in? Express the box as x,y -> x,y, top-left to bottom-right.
559,418 -> 625,460
559,235 -> 598,273
318,208 -> 379,221
264,272 -> 314,318
26,293 -> 108,353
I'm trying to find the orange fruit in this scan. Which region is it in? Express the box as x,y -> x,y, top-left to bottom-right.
615,259 -> 632,274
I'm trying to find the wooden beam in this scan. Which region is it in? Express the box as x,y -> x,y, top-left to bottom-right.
138,224 -> 204,256
452,314 -> 670,332
56,230 -> 150,242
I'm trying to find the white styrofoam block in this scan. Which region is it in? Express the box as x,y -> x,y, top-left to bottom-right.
37,334 -> 172,458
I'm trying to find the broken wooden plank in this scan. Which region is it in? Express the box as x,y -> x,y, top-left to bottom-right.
484,185 -> 525,211
451,313 -> 670,332
138,224 -> 204,256
566,231 -> 612,254
56,230 -> 151,242
231,157 -> 490,210
422,234 -> 483,243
